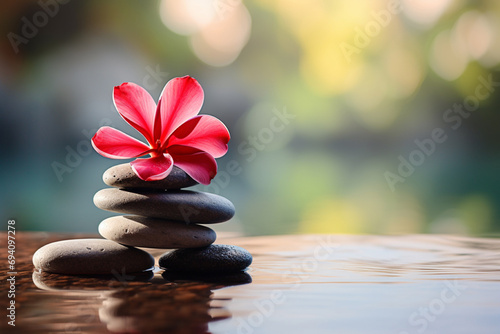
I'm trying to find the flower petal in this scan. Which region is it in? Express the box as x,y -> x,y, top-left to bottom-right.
91,126 -> 151,159
166,115 -> 230,158
130,154 -> 174,181
158,76 -> 204,144
114,82 -> 157,144
169,145 -> 217,185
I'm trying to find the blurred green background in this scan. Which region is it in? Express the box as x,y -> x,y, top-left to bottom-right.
1,0 -> 499,236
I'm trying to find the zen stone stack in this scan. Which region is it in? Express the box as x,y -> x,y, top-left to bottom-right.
96,163 -> 252,274
32,162 -> 252,276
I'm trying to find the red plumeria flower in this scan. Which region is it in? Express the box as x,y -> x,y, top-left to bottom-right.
91,76 -> 230,185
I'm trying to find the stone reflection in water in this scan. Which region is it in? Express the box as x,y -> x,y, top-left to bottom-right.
99,282 -> 215,333
30,269 -> 251,333
32,269 -> 155,291
162,270 -> 253,285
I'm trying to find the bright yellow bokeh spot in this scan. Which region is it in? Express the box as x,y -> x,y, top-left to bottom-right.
255,0 -> 377,95
298,198 -> 364,234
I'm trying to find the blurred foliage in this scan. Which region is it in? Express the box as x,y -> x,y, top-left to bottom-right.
0,0 -> 499,236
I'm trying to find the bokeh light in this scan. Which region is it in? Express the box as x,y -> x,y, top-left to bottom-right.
160,0 -> 251,66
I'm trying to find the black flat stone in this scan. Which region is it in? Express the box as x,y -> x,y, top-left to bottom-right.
94,189 -> 235,224
103,163 -> 198,190
159,244 -> 252,274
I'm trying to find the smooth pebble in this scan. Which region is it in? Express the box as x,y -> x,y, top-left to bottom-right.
103,163 -> 197,190
32,239 -> 154,275
159,244 -> 252,274
94,189 -> 235,223
98,215 -> 216,248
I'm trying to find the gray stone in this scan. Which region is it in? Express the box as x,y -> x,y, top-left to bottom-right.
32,239 -> 155,275
98,215 -> 216,248
94,189 -> 235,224
103,163 -> 197,190
159,244 -> 252,274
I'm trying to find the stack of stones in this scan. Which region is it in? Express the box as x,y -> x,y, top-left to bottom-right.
32,163 -> 252,276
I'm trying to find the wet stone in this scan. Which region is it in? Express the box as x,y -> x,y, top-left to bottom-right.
32,239 -> 155,275
159,244 -> 252,274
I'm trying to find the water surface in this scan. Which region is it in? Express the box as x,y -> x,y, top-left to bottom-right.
2,233 -> 499,333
